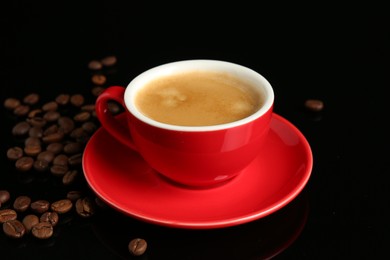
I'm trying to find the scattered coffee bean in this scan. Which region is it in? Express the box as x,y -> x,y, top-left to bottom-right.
42,132 -> 65,143
55,94 -> 70,105
13,105 -> 30,116
3,219 -> 26,238
15,157 -> 34,171
46,142 -> 64,154
30,200 -> 50,214
28,108 -> 43,118
0,190 -> 11,204
23,93 -> 40,105
58,116 -> 75,134
37,150 -> 55,163
51,199 -> 73,214
40,211 -> 59,227
62,170 -> 78,185
33,159 -> 50,172
42,101 -> 58,111
128,238 -> 147,256
91,86 -> 105,96
66,191 -> 83,202
7,146 -> 24,160
0,209 -> 17,223
31,221 -> 53,239
43,110 -> 61,122
68,153 -> 82,166
91,74 -> 107,85
50,164 -> 69,177
70,94 -> 85,107
22,214 -> 40,233
13,195 -> 31,212
101,55 -> 117,67
304,99 -> 324,112
88,60 -> 103,70
75,197 -> 95,218
4,98 -> 21,110
82,121 -> 97,133
28,126 -> 43,138
26,116 -> 46,127
12,121 -> 31,136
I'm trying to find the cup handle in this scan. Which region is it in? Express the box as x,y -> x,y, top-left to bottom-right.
95,86 -> 138,151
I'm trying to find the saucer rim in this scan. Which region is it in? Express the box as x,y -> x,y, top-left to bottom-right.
82,113 -> 313,229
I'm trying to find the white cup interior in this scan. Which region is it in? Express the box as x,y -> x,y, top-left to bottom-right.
124,59 -> 274,132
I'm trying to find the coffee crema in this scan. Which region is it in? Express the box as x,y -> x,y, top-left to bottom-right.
135,71 -> 263,126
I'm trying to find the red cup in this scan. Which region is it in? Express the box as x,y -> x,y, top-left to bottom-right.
95,60 -> 274,188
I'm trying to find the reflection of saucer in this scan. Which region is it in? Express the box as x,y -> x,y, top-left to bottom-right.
83,113 -> 313,229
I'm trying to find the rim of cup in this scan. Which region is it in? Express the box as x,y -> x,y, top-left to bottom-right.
125,59 -> 274,132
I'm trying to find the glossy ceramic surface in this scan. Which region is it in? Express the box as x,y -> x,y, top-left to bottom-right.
83,113 -> 313,229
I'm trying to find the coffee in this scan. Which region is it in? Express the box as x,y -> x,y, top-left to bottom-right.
135,71 -> 263,126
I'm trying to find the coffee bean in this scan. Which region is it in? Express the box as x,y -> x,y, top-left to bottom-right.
91,86 -> 105,97
0,209 -> 17,223
63,142 -> 82,154
68,153 -> 82,166
42,132 -> 65,143
4,98 -> 21,110
14,105 -> 30,116
37,150 -> 55,163
43,124 -> 59,136
50,165 -> 69,176
304,99 -> 324,112
30,200 -> 50,214
73,111 -> 91,122
40,211 -> 59,226
15,156 -> 34,171
46,142 -> 64,154
24,143 -> 42,157
23,93 -> 40,105
26,117 -> 47,128
70,94 -> 85,107
28,108 -> 43,118
13,195 -> 31,212
12,121 -> 31,136
91,74 -> 107,85
28,126 -> 43,138
101,55 -> 117,67
7,146 -> 24,160
51,199 -> 72,214
31,221 -> 53,239
43,111 -> 61,122
66,191 -> 83,202
55,94 -> 70,105
25,136 -> 41,147
0,190 -> 11,204
42,101 -> 58,111
82,121 -> 97,133
75,197 -> 95,218
128,238 -> 147,256
22,214 -> 39,233
58,116 -> 75,134
33,159 -> 50,172
62,170 -> 78,185
53,154 -> 69,166
81,104 -> 95,112
88,60 -> 103,70
3,219 -> 26,238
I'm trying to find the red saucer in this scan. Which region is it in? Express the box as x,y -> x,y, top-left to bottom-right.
83,113 -> 313,229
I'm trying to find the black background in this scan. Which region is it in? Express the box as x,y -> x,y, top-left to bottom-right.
1,2 -> 389,259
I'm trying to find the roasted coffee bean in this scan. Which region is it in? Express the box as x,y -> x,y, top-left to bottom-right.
101,55 -> 117,67
37,150 -> 55,163
91,74 -> 107,85
43,124 -> 59,136
53,154 -> 69,166
63,170 -> 78,185
3,219 -> 26,238
128,238 -> 147,256
28,126 -> 43,138
12,121 -> 31,136
73,111 -> 91,122
25,136 -> 41,147
68,153 -> 82,166
51,199 -> 72,214
13,195 -> 31,212
63,142 -> 82,154
91,86 -> 105,96
43,111 -> 61,122
46,142 -> 64,154
70,127 -> 87,139
88,60 -> 103,70
42,101 -> 58,111
33,159 -> 50,172
14,105 -> 30,116
82,121 -> 97,133
31,221 -> 53,239
75,197 -> 95,218
0,190 -> 11,204
7,146 -> 24,160
42,132 -> 65,143
4,98 -> 21,110
81,104 -> 95,112
40,211 -> 59,226
28,108 -> 43,118
24,143 -> 42,157
15,156 -> 34,171
22,214 -> 39,233
66,190 -> 83,202
58,116 -> 75,134
27,117 -> 46,127
23,93 -> 40,105
55,93 -> 70,105
304,99 -> 324,112
30,200 -> 50,214
50,165 -> 69,176
0,209 -> 17,223
70,94 -> 85,107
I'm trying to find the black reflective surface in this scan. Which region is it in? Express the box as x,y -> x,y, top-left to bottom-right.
1,2 -> 389,259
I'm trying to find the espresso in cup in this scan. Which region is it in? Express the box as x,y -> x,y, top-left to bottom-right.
135,71 -> 264,126
96,60 -> 274,187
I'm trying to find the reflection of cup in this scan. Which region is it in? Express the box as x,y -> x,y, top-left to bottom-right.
91,191 -> 309,259
95,59 -> 274,188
